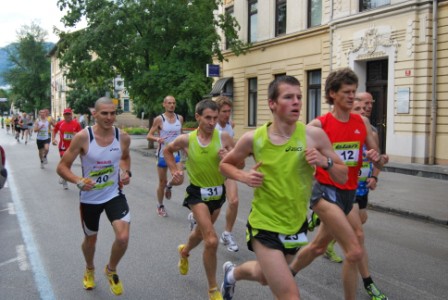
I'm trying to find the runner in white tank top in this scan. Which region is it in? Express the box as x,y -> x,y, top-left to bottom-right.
146,95 -> 184,217
56,97 -> 132,296
214,96 -> 240,252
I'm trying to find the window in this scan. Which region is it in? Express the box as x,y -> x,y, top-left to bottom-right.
360,0 -> 390,11
308,0 -> 322,28
275,73 -> 286,79
307,70 -> 321,123
248,78 -> 257,127
275,0 -> 287,36
225,6 -> 234,50
123,98 -> 130,112
248,0 -> 258,43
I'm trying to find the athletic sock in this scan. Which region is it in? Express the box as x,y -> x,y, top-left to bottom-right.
225,266 -> 236,284
362,276 -> 374,289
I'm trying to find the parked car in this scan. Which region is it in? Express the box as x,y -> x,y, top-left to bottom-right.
0,145 -> 7,189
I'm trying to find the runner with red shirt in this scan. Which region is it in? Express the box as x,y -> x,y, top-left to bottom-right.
53,108 -> 81,189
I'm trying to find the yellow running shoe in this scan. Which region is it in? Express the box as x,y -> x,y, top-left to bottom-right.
178,244 -> 189,275
209,288 -> 223,300
104,265 -> 123,296
83,268 -> 96,290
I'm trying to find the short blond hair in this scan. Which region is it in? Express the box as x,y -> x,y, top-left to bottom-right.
214,96 -> 233,111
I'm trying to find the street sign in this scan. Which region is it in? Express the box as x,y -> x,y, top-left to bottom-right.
206,64 -> 220,77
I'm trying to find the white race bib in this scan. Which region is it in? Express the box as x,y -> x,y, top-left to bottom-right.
278,232 -> 308,249
200,185 -> 223,201
333,142 -> 360,167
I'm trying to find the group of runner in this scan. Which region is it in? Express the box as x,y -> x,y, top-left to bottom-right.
12,67 -> 389,299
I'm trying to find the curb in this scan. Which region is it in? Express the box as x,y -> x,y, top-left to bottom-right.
368,203 -> 448,227
130,146 -> 447,227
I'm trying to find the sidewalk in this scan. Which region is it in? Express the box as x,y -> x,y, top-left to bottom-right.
129,135 -> 448,226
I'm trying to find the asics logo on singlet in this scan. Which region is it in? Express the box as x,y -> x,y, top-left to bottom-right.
110,147 -> 119,152
200,149 -> 209,154
354,129 -> 361,134
285,146 -> 303,152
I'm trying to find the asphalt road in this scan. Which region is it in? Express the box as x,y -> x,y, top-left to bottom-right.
0,130 -> 447,299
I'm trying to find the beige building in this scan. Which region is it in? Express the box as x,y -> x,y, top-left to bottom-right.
215,0 -> 448,165
48,46 -> 69,119
48,46 -> 140,127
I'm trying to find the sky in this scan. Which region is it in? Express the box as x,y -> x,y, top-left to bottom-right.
0,0 -> 85,47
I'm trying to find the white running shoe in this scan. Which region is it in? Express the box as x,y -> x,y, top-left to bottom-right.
220,232 -> 239,252
187,212 -> 196,231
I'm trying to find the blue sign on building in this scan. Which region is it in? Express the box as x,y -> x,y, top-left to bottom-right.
206,64 -> 220,77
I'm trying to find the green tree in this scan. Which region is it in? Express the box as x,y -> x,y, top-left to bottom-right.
3,22 -> 51,113
56,0 -> 246,120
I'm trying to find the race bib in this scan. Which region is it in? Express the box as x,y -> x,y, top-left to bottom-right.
37,129 -> 47,137
200,185 -> 223,201
63,131 -> 74,141
358,162 -> 371,182
278,232 -> 308,249
333,142 -> 360,166
89,166 -> 115,190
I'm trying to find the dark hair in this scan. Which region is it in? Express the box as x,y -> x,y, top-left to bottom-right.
268,75 -> 301,102
195,99 -> 219,115
325,68 -> 358,105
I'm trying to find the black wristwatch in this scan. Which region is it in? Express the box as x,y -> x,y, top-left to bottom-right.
125,170 -> 132,177
322,157 -> 333,171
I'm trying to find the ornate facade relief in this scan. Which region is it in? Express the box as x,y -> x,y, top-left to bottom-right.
346,25 -> 399,63
333,34 -> 342,67
406,19 -> 415,57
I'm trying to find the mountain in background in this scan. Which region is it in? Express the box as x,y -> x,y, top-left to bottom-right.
0,42 -> 55,88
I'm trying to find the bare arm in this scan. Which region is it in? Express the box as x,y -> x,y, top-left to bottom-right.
119,131 -> 131,186
362,116 -> 387,170
220,131 -> 263,187
306,126 -> 348,184
56,130 -> 94,190
163,133 -> 189,186
146,116 -> 162,143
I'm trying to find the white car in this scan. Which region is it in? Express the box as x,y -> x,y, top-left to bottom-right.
0,145 -> 7,189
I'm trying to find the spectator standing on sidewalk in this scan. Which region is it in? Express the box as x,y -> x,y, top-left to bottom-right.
52,108 -> 82,189
56,97 -> 132,296
146,95 -> 183,217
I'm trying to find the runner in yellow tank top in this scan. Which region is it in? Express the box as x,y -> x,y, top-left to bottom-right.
164,99 -> 239,300
219,76 -> 348,300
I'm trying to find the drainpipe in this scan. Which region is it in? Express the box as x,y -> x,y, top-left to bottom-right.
429,0 -> 438,165
329,0 -> 334,71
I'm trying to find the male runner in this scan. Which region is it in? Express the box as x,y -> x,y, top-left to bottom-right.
34,110 -> 52,168
215,96 -> 240,252
52,108 -> 81,189
146,95 -> 183,217
289,68 -> 387,300
57,97 -> 131,296
164,99 -> 236,300
219,76 -> 348,300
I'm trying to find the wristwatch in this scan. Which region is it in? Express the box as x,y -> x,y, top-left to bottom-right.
124,170 -> 132,178
322,157 -> 333,171
76,180 -> 85,190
